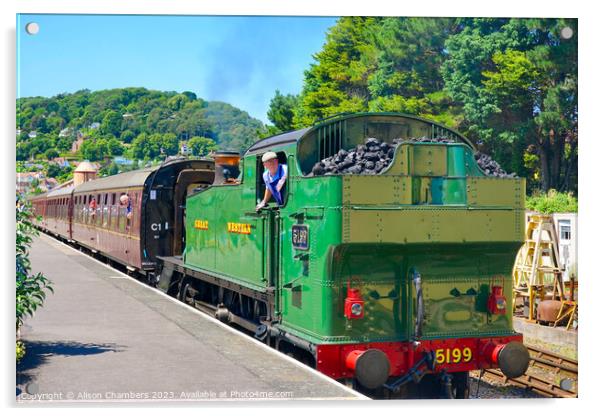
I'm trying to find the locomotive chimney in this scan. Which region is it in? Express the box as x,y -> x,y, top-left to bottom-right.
212,151 -> 241,185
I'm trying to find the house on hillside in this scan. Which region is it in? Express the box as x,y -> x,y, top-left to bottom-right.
59,127 -> 73,137
16,172 -> 58,195
50,157 -> 72,168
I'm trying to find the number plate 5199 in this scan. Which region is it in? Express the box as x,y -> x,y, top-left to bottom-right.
435,347 -> 473,364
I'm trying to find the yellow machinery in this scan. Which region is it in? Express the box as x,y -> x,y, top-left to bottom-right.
512,214 -> 564,321
553,275 -> 578,330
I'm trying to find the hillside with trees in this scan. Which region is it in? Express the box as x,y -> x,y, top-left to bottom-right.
16,88 -> 265,163
266,17 -> 578,196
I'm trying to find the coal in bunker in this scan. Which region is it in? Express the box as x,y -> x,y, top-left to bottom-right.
309,137 -> 515,177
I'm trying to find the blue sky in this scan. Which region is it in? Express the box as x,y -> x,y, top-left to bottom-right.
16,14 -> 338,124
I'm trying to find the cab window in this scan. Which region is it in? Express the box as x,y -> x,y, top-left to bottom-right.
256,151 -> 288,207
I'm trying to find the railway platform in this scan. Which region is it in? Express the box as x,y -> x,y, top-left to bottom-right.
16,234 -> 365,403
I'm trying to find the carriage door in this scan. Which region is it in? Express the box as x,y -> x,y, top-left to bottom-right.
144,186 -> 173,261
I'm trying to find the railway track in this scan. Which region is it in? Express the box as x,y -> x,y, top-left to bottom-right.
482,345 -> 578,398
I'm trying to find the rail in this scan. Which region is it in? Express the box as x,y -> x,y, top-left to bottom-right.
482,345 -> 577,398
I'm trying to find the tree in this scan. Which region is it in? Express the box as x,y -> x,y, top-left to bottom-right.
120,129 -> 136,143
80,139 -> 108,161
294,17 -> 382,127
293,17 -> 462,128
161,133 -> 179,156
182,91 -> 197,101
46,163 -> 62,178
188,136 -> 218,157
100,161 -> 120,176
131,133 -> 154,160
441,18 -> 577,192
16,143 -> 29,161
101,110 -> 123,137
366,17 -> 462,125
56,136 -> 74,152
108,162 -> 119,176
107,137 -> 124,156
46,163 -> 73,183
44,148 -> 59,160
167,94 -> 191,111
267,90 -> 299,132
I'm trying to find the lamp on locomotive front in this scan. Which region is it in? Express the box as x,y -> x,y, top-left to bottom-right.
344,285 -> 364,320
487,286 -> 507,315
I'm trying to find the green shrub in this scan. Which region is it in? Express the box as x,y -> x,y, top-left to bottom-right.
526,189 -> 578,214
16,193 -> 53,332
16,340 -> 25,363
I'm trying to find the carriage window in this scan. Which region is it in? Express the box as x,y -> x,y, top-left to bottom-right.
118,206 -> 126,233
110,204 -> 118,230
102,194 -> 109,228
96,194 -> 102,226
128,192 -> 137,232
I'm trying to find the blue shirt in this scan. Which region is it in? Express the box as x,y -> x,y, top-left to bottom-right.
262,164 -> 287,206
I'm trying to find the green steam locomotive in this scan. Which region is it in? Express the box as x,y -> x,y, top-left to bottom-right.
157,112 -> 530,398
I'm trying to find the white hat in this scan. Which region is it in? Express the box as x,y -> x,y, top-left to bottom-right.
261,151 -> 278,162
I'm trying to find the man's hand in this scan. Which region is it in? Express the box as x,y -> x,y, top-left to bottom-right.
255,201 -> 266,211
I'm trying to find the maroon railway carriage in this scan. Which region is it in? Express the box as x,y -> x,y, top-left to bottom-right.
31,159 -> 215,279
71,168 -> 150,270
30,192 -> 48,229
30,186 -> 73,240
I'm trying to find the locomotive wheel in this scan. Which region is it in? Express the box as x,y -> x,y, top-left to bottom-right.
176,280 -> 186,301
180,282 -> 195,306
